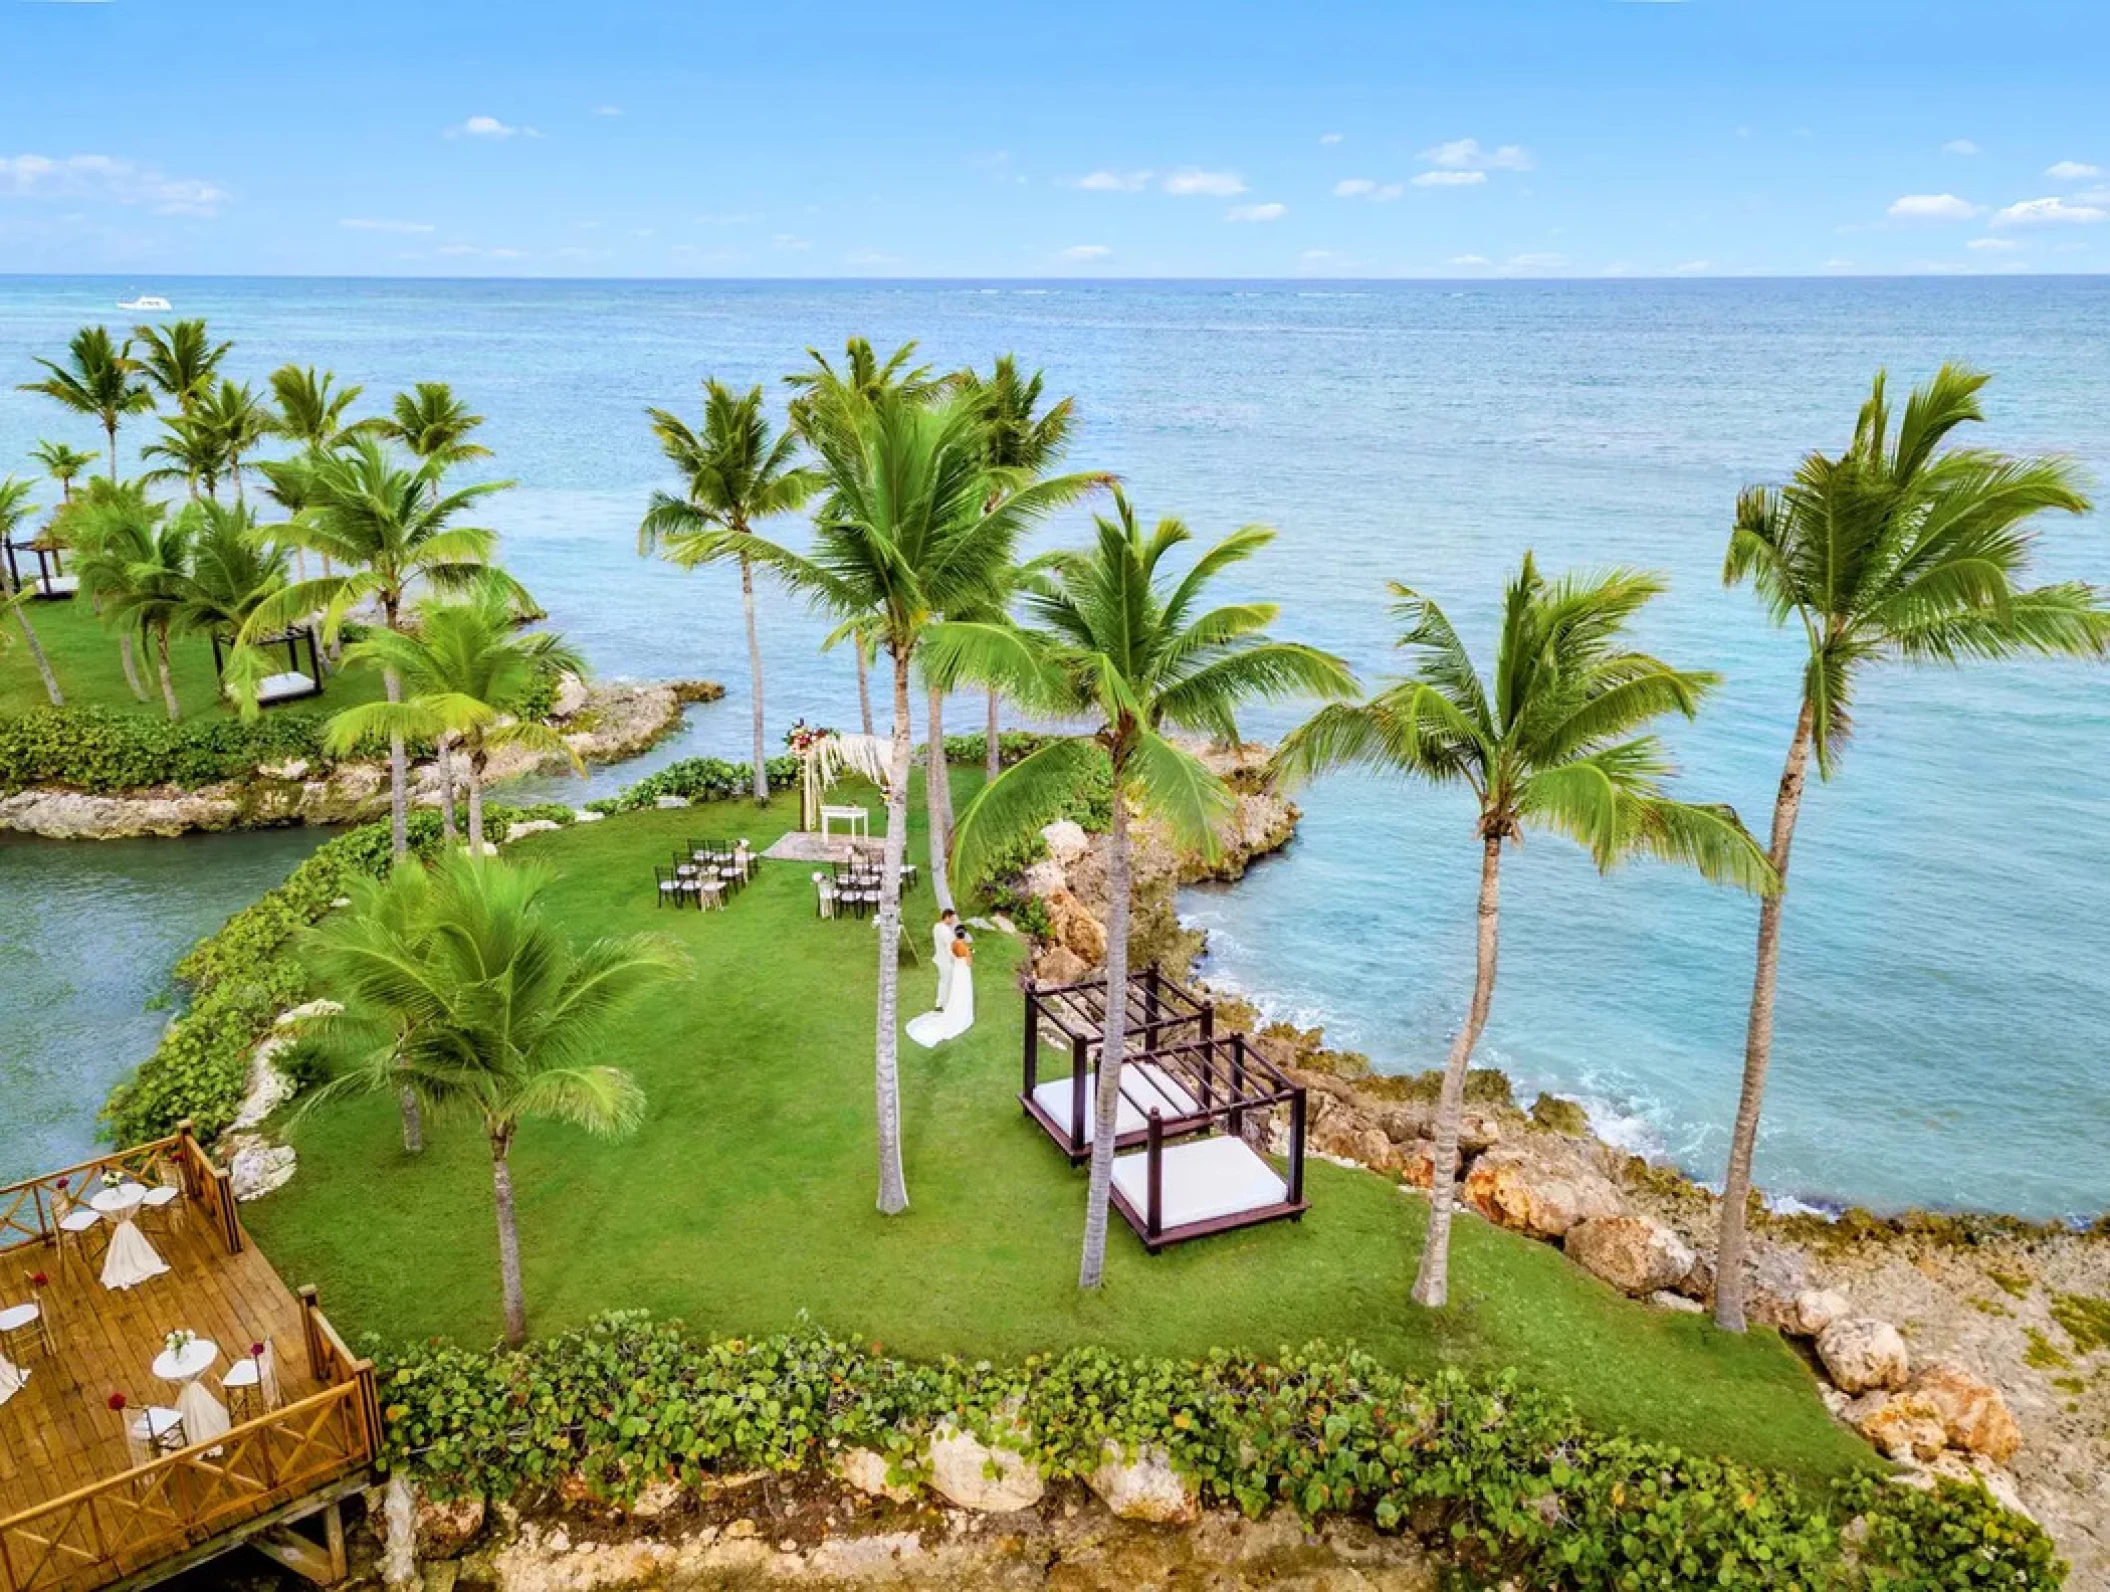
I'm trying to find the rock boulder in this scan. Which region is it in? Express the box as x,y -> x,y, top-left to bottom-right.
1461,1142 -> 1623,1239
1847,1392 -> 1949,1462
927,1422 -> 1044,1513
1565,1216 -> 1699,1297
1087,1442 -> 1199,1524
414,1490 -> 486,1558
1817,1316 -> 1911,1394
1909,1361 -> 2021,1463
833,1447 -> 918,1504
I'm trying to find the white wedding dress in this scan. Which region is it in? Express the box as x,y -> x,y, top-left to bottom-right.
907,946 -> 975,1047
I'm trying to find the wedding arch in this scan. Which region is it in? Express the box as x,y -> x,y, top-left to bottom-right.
787,722 -> 895,831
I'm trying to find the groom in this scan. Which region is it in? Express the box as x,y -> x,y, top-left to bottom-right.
931,909 -> 959,1009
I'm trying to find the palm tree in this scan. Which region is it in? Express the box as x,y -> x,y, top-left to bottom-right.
242,437 -> 518,863
637,382 -> 820,804
141,414 -> 226,500
939,491 -> 1355,1288
265,364 -> 366,453
1276,556 -> 1777,1308
19,326 -> 154,480
953,356 -> 1079,784
717,384 -> 1102,1214
81,510 -> 195,720
30,441 -> 97,504
1709,366 -> 2105,1330
0,478 -> 63,705
194,379 -> 273,498
328,585 -> 585,850
130,319 -> 232,414
306,854 -> 679,1344
55,477 -> 159,700
172,500 -> 289,664
784,337 -> 935,427
374,383 -> 493,488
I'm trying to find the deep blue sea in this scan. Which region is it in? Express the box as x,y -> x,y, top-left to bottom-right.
2,276 -> 2106,1215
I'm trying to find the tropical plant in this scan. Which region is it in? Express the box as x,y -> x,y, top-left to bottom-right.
374,382 -> 493,484
241,437 -> 518,861
938,491 -> 1354,1286
140,413 -> 226,500
172,500 -> 289,650
328,584 -> 584,850
1710,366 -> 2105,1330
194,379 -> 273,498
637,381 -> 819,804
1276,556 -> 1777,1308
19,326 -> 154,480
53,477 -> 160,700
264,364 -> 366,452
784,337 -> 935,427
714,382 -> 1101,1213
952,355 -> 1079,786
78,505 -> 195,719
304,853 -> 678,1344
129,319 -> 232,413
0,478 -> 63,704
30,440 -> 97,504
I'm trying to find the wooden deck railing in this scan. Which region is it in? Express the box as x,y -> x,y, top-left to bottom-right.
0,1125 -> 238,1261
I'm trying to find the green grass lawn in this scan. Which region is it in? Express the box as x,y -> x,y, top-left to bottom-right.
0,593 -> 384,718
245,769 -> 1871,1486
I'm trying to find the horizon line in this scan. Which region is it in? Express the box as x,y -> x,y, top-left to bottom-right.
6,271 -> 2108,286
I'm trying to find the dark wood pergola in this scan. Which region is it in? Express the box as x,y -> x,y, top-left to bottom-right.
1020,968 -> 1309,1251
2,539 -> 77,601
209,627 -> 324,706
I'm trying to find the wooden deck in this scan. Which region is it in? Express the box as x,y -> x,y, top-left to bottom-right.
0,1132 -> 376,1592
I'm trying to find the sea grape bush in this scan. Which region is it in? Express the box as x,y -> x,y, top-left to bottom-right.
0,705 -> 334,794
585,755 -> 803,813
375,1316 -> 2060,1591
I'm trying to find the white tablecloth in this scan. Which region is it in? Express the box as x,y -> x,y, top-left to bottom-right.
90,1183 -> 146,1218
153,1337 -> 229,1446
100,1217 -> 169,1291
0,1353 -> 25,1406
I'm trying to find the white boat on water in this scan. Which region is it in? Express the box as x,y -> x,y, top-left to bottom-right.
117,294 -> 172,312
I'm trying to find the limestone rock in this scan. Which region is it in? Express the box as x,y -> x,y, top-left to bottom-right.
1849,1391 -> 1949,1462
625,1477 -> 687,1519
414,1490 -> 486,1558
1792,1288 -> 1851,1339
1088,1443 -> 1200,1524
1041,819 -> 1092,866
1909,1360 -> 2022,1463
1817,1316 -> 1911,1394
1461,1142 -> 1624,1239
380,1474 -> 418,1592
257,757 -> 311,781
652,795 -> 690,809
927,1421 -> 1044,1513
550,672 -> 589,718
573,809 -> 604,823
1651,1289 -> 1706,1315
1899,1452 -> 2035,1524
834,1446 -> 918,1504
226,1137 -> 298,1202
1565,1216 -> 1698,1297
500,819 -> 563,843
1042,887 -> 1108,968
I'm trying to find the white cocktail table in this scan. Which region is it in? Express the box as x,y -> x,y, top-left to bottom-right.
152,1336 -> 230,1446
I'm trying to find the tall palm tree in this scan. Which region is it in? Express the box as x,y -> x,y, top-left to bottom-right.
375,383 -> 493,487
55,477 -> 159,699
719,385 -> 1102,1214
953,355 -> 1079,784
328,585 -> 585,850
81,510 -> 195,720
172,500 -> 289,661
0,478 -> 63,705
1710,366 -> 2105,1331
195,379 -> 273,498
264,365 -> 367,584
19,326 -> 154,481
305,854 -> 679,1345
784,337 -> 935,427
637,382 -> 820,804
141,414 -> 226,500
30,441 -> 97,504
938,491 -> 1355,1288
243,437 -> 518,862
130,319 -> 232,414
1276,556 -> 1777,1308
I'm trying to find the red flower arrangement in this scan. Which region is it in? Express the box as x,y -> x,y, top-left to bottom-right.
249,1342 -> 265,1358
29,1272 -> 48,1289
106,1392 -> 127,1412
54,1178 -> 68,1191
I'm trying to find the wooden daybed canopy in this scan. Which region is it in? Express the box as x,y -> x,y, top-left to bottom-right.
210,626 -> 325,706
1021,969 -> 1309,1252
2,538 -> 77,600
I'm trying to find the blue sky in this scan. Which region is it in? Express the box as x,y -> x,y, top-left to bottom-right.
4,0 -> 2107,278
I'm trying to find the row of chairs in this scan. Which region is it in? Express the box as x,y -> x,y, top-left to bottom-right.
654,839 -> 756,912
814,858 -> 919,918
118,1340 -> 286,1465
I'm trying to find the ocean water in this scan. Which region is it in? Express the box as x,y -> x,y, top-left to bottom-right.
1,276 -> 2106,1213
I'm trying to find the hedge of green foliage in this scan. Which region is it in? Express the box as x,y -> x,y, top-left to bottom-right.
0,705 -> 337,795
584,755 -> 804,814
940,729 -> 1060,768
376,1316 -> 2060,1591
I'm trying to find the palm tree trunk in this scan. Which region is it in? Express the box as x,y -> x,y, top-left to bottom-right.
383,667 -> 409,863
1713,698 -> 1815,1332
437,736 -> 460,844
740,555 -> 770,804
925,683 -> 955,912
154,627 -> 181,720
855,639 -> 875,738
105,419 -> 118,483
1412,831 -> 1504,1309
5,576 -> 64,705
872,645 -> 914,1215
118,632 -> 148,701
984,688 -> 1002,785
491,1134 -> 527,1346
467,757 -> 486,853
1078,786 -> 1132,1289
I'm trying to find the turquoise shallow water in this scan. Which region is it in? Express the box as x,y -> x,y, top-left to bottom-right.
1,276 -> 2106,1212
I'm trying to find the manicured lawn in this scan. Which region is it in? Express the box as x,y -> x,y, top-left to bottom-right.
246,769 -> 1872,1486
0,593 -> 384,718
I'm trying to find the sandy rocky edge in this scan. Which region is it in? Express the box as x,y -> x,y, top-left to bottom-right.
0,675 -> 722,840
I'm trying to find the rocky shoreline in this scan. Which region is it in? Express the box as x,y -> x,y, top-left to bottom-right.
1008,743 -> 2110,1586
0,677 -> 722,840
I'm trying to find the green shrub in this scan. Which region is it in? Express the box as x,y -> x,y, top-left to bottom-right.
373,1318 -> 2058,1590
941,730 -> 1060,768
585,755 -> 802,815
0,705 -> 335,795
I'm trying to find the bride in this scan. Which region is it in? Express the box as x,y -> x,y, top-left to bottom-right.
906,929 -> 974,1047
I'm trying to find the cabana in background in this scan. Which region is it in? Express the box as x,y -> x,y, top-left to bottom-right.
211,626 -> 325,706
2,536 -> 76,600
1021,968 -> 1309,1251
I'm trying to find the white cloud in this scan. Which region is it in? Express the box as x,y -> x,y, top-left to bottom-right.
1333,178 -> 1404,201
1886,193 -> 1982,221
771,233 -> 811,250
1411,170 -> 1485,187
1503,252 -> 1567,271
451,115 -> 538,140
434,243 -> 525,259
1992,196 -> 2108,227
1318,132 -> 1343,145
340,217 -> 434,234
2046,160 -> 2102,181
1419,138 -> 1533,172
591,105 -> 622,117
846,249 -> 902,268
0,153 -> 230,216
1941,139 -> 1980,155
1226,202 -> 1287,222
1672,259 -> 1711,274
1072,169 -> 1151,192
1300,248 -> 1337,261
1162,168 -> 1246,197
1060,243 -> 1112,260
1447,254 -> 1491,267
1967,237 -> 2021,250
694,212 -> 758,225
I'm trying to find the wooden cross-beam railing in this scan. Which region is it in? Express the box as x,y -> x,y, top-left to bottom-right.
0,1124 -> 237,1260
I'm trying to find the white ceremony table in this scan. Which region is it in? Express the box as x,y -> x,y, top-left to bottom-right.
151,1336 -> 230,1446
92,1183 -> 169,1291
819,804 -> 870,841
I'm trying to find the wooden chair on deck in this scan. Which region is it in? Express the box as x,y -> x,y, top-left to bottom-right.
52,1185 -> 106,1273
0,1275 -> 53,1360
220,1337 -> 282,1422
137,1156 -> 185,1235
120,1399 -> 188,1467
